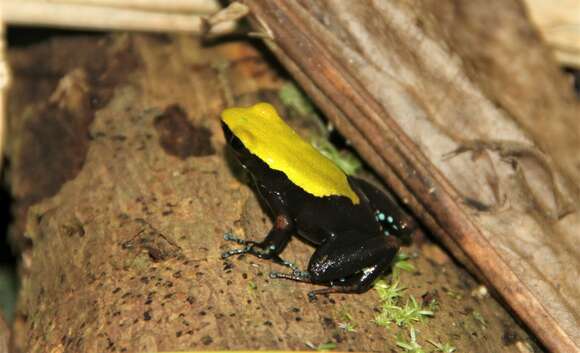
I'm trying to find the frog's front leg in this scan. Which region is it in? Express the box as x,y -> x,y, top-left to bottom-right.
222,213 -> 296,265
272,232 -> 400,297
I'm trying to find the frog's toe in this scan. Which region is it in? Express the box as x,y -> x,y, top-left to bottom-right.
269,270 -> 312,282
223,232 -> 237,241
223,232 -> 252,244
220,247 -> 246,259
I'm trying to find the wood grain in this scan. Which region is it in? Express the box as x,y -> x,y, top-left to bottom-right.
240,1 -> 580,352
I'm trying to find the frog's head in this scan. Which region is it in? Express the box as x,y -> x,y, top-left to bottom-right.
221,121 -> 253,166
220,103 -> 275,170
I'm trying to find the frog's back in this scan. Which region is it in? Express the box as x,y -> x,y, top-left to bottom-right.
221,103 -> 360,204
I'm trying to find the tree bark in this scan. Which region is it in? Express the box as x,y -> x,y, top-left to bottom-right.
239,1 -> 580,352
6,33 -> 542,352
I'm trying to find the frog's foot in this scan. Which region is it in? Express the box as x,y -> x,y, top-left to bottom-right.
221,232 -> 268,258
270,269 -> 312,283
221,233 -> 299,272
306,284 -> 362,300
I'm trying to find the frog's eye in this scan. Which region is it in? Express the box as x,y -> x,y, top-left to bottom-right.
251,103 -> 279,122
234,128 -> 256,150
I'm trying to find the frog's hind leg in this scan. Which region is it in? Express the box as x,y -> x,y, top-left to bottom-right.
309,233 -> 399,297
271,232 -> 400,297
349,177 -> 416,243
306,260 -> 388,299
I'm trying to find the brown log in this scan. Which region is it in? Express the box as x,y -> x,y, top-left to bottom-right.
240,1 -> 580,353
7,33 -> 541,352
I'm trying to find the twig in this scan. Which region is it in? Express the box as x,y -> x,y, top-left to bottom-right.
37,0 -> 221,14
1,0 -> 237,34
524,0 -> 580,68
0,21 -> 6,171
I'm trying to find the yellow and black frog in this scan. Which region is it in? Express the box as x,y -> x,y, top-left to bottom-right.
221,102 -> 414,298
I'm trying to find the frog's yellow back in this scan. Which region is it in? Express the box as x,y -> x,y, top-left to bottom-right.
221,103 -> 359,204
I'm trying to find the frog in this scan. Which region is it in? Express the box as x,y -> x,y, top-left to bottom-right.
220,102 -> 415,298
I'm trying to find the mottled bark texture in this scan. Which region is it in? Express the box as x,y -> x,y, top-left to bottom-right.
240,1 -> 580,353
6,33 -> 540,352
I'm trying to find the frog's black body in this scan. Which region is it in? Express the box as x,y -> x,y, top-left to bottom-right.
222,123 -> 414,297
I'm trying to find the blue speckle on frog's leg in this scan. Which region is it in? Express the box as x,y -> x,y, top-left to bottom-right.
387,216 -> 394,223
375,211 -> 386,221
383,230 -> 390,236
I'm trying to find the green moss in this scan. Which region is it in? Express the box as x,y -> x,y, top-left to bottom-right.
428,339 -> 457,353
396,328 -> 425,353
279,82 -> 362,176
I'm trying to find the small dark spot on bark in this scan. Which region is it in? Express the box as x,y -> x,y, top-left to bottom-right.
421,290 -> 439,306
106,337 -> 115,350
154,104 -> 215,158
144,310 -> 152,321
201,335 -> 213,345
295,317 -> 302,322
62,222 -> 85,237
463,196 -> 491,211
289,307 -> 300,313
502,329 -> 519,345
187,296 -> 195,304
333,333 -> 343,343
263,320 -> 272,326
111,134 -> 127,141
322,317 -> 335,329
176,331 -> 182,337
131,220 -> 182,261
199,311 -> 206,316
112,287 -> 121,294
242,273 -> 248,279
